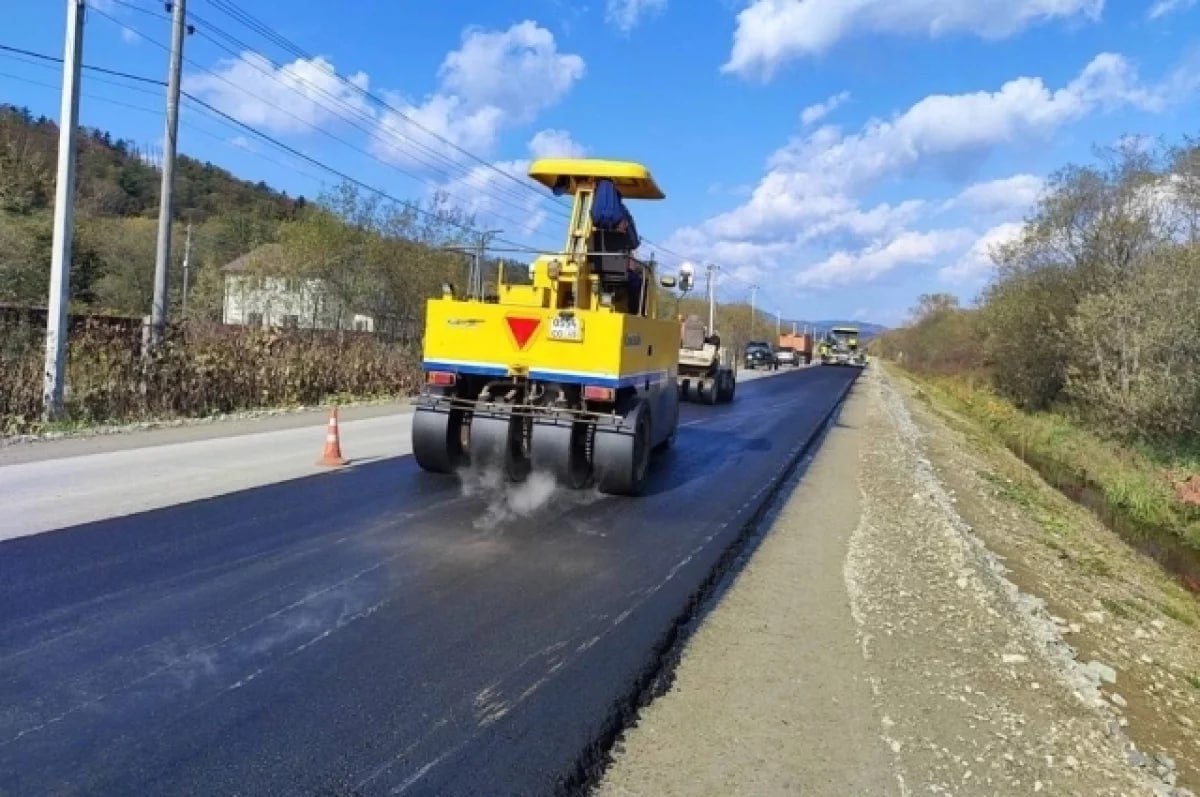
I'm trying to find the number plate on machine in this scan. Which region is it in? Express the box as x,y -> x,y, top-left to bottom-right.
549,314 -> 583,341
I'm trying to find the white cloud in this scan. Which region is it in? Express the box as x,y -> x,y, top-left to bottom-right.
529,128 -> 588,159
434,130 -> 588,239
948,173 -> 1045,216
723,0 -> 1104,81
801,90 -> 851,125
798,228 -> 975,288
768,54 -> 1161,193
370,21 -> 585,167
1149,0 -> 1196,19
186,53 -> 373,135
437,21 -> 585,123
666,52 -> 1172,302
606,0 -> 669,32
120,27 -> 140,45
187,21 -> 583,178
372,92 -> 505,165
685,53 -> 1160,254
939,221 -> 1025,282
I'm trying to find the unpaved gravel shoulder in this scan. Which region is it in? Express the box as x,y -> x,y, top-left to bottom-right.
595,365 -> 1192,796
851,366 -> 1175,796
595,368 -> 899,797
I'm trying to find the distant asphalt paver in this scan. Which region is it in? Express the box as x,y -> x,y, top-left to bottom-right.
0,362 -> 858,796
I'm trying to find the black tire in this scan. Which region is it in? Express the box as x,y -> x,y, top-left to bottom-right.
594,401 -> 651,496
412,406 -> 467,474
469,412 -> 530,482
717,372 -> 735,403
530,421 -> 592,489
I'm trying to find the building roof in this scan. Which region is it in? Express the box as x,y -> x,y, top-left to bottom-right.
221,243 -> 287,274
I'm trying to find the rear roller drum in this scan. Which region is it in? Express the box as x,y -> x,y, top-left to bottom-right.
469,413 -> 531,482
530,421 -> 592,489
593,402 -> 651,496
412,406 -> 468,474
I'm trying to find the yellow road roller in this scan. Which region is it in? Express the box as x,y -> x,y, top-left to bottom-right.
411,158 -> 687,496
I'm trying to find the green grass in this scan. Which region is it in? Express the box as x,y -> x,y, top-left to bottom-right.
1100,597 -> 1135,618
976,469 -> 1042,508
893,367 -> 1200,554
1159,601 -> 1197,627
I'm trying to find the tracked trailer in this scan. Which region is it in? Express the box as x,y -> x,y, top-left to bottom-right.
411,158 -> 684,496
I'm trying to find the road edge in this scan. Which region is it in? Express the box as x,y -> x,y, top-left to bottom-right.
562,366 -> 864,796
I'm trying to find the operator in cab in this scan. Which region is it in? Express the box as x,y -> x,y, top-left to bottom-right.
626,257 -> 645,316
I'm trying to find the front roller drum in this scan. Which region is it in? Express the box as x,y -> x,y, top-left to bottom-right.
530,421 -> 592,489
696,377 -> 719,405
412,406 -> 468,474
593,402 -> 651,496
469,412 -> 531,482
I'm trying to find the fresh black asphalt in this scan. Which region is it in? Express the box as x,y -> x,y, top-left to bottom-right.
0,365 -> 860,796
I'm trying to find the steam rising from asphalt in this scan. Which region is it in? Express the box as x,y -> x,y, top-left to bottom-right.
457,465 -> 601,531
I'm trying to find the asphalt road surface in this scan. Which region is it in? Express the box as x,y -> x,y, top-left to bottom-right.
0,366 -> 860,796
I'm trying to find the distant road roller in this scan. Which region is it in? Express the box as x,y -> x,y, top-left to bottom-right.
411,158 -> 686,496
818,325 -> 867,367
676,313 -> 736,405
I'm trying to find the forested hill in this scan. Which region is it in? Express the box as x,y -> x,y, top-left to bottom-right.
0,102 -> 322,318
0,103 -> 302,222
0,101 -> 475,324
1,102 -> 613,327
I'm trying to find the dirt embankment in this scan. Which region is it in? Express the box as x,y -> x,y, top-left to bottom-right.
888,366 -> 1199,795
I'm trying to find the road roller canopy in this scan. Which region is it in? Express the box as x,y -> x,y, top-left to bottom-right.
528,159 -> 666,200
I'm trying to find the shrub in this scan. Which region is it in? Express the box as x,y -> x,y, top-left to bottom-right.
1,318 -> 421,433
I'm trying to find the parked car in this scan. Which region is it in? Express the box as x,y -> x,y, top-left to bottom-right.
774,346 -> 800,366
744,341 -> 778,370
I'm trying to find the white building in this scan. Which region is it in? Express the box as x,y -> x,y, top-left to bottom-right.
220,244 -> 375,332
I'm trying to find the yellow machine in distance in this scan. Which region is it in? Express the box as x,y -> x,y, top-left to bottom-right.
818,325 -> 866,367
412,158 -> 687,495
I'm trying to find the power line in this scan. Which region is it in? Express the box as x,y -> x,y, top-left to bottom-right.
151,2 -> 568,215
184,10 -> 566,216
0,52 -> 350,189
0,41 -> 537,248
0,68 -> 535,267
82,9 -> 567,245
199,0 -> 571,212
4,17 -> 691,264
79,6 -> 700,271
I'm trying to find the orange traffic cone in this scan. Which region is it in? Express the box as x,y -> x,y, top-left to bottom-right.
317,407 -> 348,467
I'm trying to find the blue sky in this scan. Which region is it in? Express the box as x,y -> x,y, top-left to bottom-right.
2,0 -> 1199,325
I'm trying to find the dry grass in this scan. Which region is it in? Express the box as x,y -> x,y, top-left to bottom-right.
0,318 -> 421,434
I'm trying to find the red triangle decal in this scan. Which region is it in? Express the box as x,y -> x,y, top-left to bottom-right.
505,316 -> 540,349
